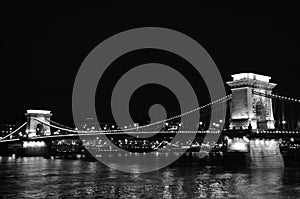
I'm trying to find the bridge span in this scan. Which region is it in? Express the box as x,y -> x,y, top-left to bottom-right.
1,73 -> 300,168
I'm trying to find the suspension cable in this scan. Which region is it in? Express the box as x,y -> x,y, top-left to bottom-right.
253,91 -> 300,103
121,94 -> 232,131
35,94 -> 232,133
0,122 -> 27,141
34,118 -> 78,133
46,119 -> 75,130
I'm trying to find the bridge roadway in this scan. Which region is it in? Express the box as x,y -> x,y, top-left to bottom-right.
1,129 -> 300,144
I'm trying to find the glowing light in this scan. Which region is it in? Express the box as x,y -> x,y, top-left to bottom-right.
26,110 -> 51,115
23,141 -> 46,148
227,138 -> 249,152
232,73 -> 271,82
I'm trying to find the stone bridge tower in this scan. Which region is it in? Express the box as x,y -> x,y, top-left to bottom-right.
25,110 -> 52,138
227,73 -> 276,130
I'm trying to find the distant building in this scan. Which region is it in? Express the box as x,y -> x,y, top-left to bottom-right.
0,124 -> 17,138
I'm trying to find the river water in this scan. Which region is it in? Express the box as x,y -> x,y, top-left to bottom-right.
1,156 -> 300,198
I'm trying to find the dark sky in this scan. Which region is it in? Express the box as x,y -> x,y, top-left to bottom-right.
1,6 -> 299,125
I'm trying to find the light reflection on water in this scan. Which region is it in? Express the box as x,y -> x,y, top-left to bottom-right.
0,157 -> 300,198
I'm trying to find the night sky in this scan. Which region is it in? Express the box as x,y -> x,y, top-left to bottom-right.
1,6 -> 299,126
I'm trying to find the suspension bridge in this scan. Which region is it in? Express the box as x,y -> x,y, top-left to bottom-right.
1,73 -> 300,168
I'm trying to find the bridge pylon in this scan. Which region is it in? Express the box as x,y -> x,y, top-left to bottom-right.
25,110 -> 52,138
227,73 -> 276,130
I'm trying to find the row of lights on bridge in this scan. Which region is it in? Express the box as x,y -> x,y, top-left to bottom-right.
198,94 -> 232,109
257,130 -> 299,134
269,93 -> 300,102
77,120 -> 223,132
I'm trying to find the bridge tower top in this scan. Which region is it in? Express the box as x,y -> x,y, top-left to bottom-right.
227,73 -> 276,130
227,73 -> 276,90
25,110 -> 52,138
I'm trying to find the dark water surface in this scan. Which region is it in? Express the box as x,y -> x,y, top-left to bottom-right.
1,156 -> 300,198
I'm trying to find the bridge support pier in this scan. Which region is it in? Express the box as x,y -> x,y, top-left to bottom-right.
20,140 -> 52,156
225,135 -> 284,168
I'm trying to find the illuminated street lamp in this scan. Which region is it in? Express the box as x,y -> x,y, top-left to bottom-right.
282,120 -> 287,129
134,123 -> 139,131
199,121 -> 205,130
